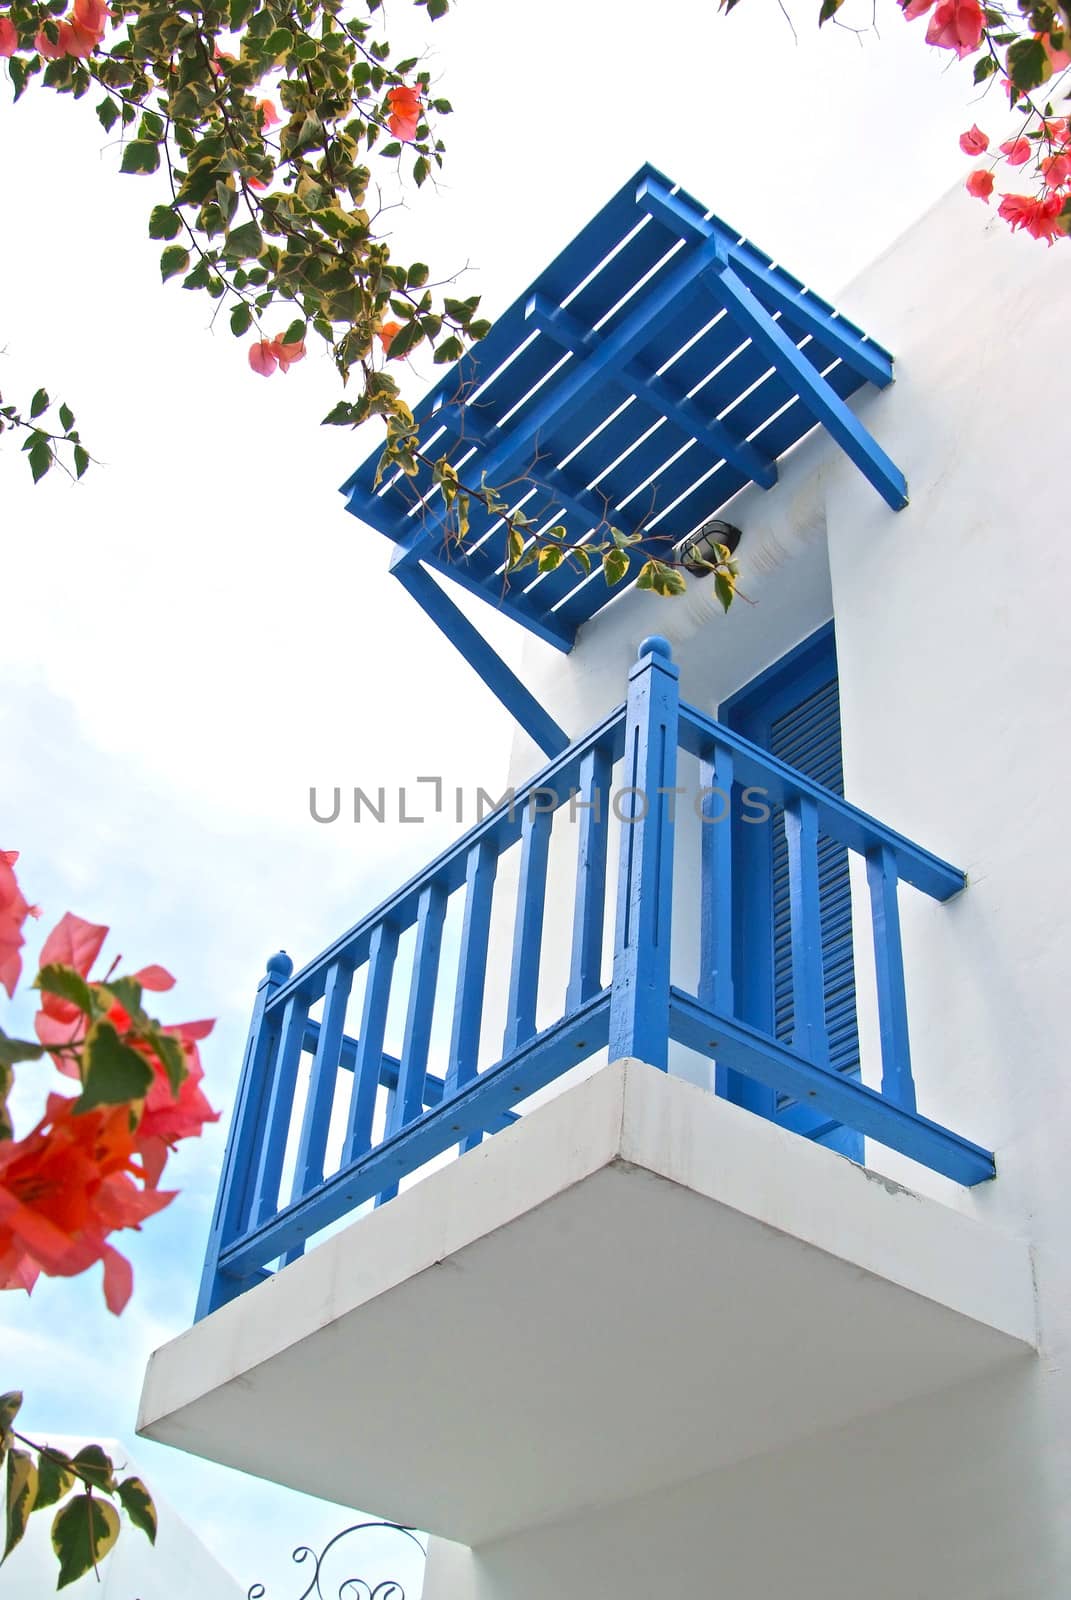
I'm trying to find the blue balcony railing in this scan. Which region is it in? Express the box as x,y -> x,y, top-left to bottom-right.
196,639 -> 994,1320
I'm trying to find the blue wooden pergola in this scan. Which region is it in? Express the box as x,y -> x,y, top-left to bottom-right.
340,164 -> 905,756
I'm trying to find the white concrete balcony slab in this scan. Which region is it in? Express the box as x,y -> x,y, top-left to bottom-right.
138,1060 -> 1035,1546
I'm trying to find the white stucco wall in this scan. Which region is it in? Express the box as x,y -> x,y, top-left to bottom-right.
419,181 -> 1071,1596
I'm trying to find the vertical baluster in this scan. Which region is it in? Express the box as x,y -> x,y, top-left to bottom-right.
784,793 -> 829,1066
344,920 -> 399,1165
250,989 -> 310,1229
378,883 -> 447,1203
280,959 -> 354,1266
866,843 -> 917,1112
608,636 -> 680,1070
566,744 -> 612,1012
446,840 -> 499,1155
195,950 -> 291,1320
502,797 -> 554,1054
698,741 -> 734,1016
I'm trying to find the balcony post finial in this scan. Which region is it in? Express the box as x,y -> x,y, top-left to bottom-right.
265,950 -> 293,983
637,635 -> 672,663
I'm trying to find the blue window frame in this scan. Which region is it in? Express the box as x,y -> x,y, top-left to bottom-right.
720,624 -> 863,1160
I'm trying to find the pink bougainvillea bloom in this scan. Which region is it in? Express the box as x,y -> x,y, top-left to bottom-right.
387,84 -> 422,143
924,0 -> 984,56
1041,152 -> 1071,189
272,336 -> 305,373
0,15 -> 18,53
249,339 -> 278,377
1039,30 -> 1071,69
257,99 -> 281,130
0,852 -> 40,1000
901,0 -> 934,18
959,124 -> 989,156
966,168 -> 995,201
1044,118 -> 1070,145
998,191 -> 1065,243
1000,137 -> 1032,166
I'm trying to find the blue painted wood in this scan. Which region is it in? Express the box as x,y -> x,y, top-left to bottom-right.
567,744 -> 612,1012
447,839 -> 499,1154
389,883 -> 448,1137
344,920 -> 399,1164
784,793 -> 831,1067
699,743 -> 734,1017
195,950 -> 291,1319
866,843 -> 918,1113
503,799 -> 554,1053
667,988 -> 994,1186
392,557 -> 572,748
677,705 -> 964,902
218,989 -> 613,1279
705,265 -> 907,512
250,991 -> 309,1229
608,637 -> 679,1069
289,960 -> 354,1202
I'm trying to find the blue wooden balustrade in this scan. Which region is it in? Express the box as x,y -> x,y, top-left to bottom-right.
196,640 -> 994,1321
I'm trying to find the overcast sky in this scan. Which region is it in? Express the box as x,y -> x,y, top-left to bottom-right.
1,0 -> 993,1586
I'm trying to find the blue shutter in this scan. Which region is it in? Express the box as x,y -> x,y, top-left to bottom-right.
722,625 -> 862,1159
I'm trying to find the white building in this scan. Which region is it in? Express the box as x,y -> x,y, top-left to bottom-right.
138,167 -> 1068,1597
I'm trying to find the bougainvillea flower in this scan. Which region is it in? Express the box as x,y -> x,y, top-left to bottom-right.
966,168 -> 995,201
959,125 -> 989,156
0,852 -> 40,1000
0,1093 -> 174,1314
0,15 -> 18,53
249,334 -> 305,376
1039,30 -> 1071,70
34,911 -> 109,1062
1043,118 -> 1070,145
257,99 -> 281,130
998,191 -> 1064,243
924,0 -> 984,56
901,0 -> 935,18
136,1018 -> 219,1187
999,137 -> 1032,166
34,0 -> 108,59
377,320 -> 403,355
387,84 -> 422,143
1041,152 -> 1071,188
248,176 -> 269,191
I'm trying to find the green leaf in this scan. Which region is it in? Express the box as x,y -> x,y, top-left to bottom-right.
0,1029 -> 45,1068
51,1495 -> 120,1588
30,388 -> 49,418
96,97 -> 119,132
406,262 -> 429,287
282,317 -> 306,346
1007,35 -> 1049,90
120,140 -> 161,175
0,1395 -> 22,1468
714,571 -> 736,613
973,53 -> 998,81
74,446 -> 90,480
4,1449 -> 38,1562
538,545 -> 563,573
223,220 -> 264,262
229,302 -> 253,336
76,1021 -> 153,1111
69,1447 -> 115,1494
321,401 -> 357,426
148,204 -> 183,241
34,964 -> 96,1017
143,1027 -> 186,1096
34,1450 -> 76,1513
28,439 -> 52,483
265,26 -> 293,53
383,317 -> 423,360
160,245 -> 190,282
58,403 -> 74,433
602,548 -> 630,586
433,335 -> 464,365
117,1478 -> 156,1544
818,0 -> 844,19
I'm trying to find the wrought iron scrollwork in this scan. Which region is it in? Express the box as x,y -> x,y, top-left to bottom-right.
248,1520 -> 426,1600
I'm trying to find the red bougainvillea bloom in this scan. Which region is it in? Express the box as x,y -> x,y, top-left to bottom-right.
959,125 -> 989,156
966,168 -> 995,201
1041,153 -> 1071,189
1044,118 -> 1070,145
34,911 -> 109,1061
1000,137 -> 1032,166
0,1093 -> 174,1313
136,1018 -> 218,1187
998,191 -> 1065,243
1039,30 -> 1071,70
256,99 -> 281,130
0,852 -> 40,1000
34,0 -> 109,59
924,0 -> 984,56
377,320 -> 403,355
248,176 -> 269,191
901,0 -> 934,19
0,15 -> 18,53
249,334 -> 305,376
387,84 -> 422,143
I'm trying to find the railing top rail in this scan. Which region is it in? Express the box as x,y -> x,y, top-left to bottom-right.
678,703 -> 964,902
266,705 -> 628,1014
